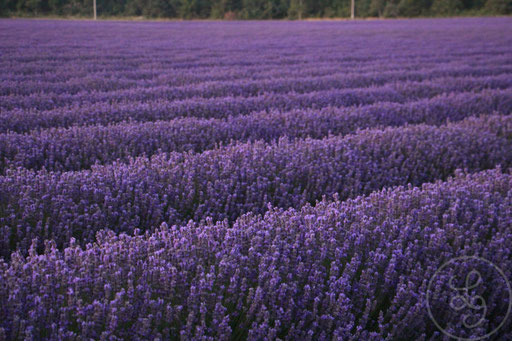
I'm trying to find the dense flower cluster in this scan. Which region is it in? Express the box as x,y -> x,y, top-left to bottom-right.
1,169 -> 511,339
1,115 -> 512,258
1,18 -> 512,340
3,66 -> 511,111
1,74 -> 511,134
1,89 -> 510,173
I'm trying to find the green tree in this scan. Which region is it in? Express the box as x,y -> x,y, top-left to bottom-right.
210,0 -> 227,18
288,0 -> 304,19
485,0 -> 512,14
398,0 -> 431,16
354,0 -> 372,17
179,0 -> 196,18
239,0 -> 275,18
0,0 -> 9,16
369,0 -> 386,16
4,0 -> 511,19
142,0 -> 177,17
48,0 -> 63,14
383,0 -> 399,17
17,0 -> 42,14
431,0 -> 464,15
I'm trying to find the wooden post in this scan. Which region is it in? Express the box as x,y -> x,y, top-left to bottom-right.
93,0 -> 97,20
298,0 -> 302,20
351,0 -> 355,19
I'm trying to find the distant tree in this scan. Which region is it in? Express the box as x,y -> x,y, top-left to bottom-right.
0,0 -> 8,16
383,0 -> 399,17
305,0 -> 332,17
327,0 -> 351,17
431,0 -> 464,15
17,0 -> 42,14
369,0 -> 386,17
3,0 -> 511,19
179,0 -> 196,18
353,0 -> 372,17
462,0 -> 486,9
239,0 -> 278,18
142,0 -> 177,17
288,0 -> 303,19
239,0 -> 260,18
48,0 -> 64,14
271,0 -> 288,18
397,0 -> 431,16
210,0 -> 227,18
485,0 -> 512,14
262,0 -> 273,18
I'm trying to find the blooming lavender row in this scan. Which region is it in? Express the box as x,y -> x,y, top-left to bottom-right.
460,113 -> 512,138
2,75 -> 511,134
4,56 -> 510,98
3,19 -> 510,70
2,61 -> 510,109
6,46 -> 493,84
1,88 -> 510,173
1,116 -> 511,258
2,66 -> 511,112
4,54 -> 507,106
1,168 -> 510,340
3,19 -> 510,119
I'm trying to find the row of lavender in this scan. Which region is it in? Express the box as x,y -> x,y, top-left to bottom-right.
1,75 -> 511,134
1,114 -> 511,259
1,168 -> 510,340
2,19 -> 511,135
3,21 -> 509,90
2,63 -> 510,110
0,89 -> 510,173
3,59 -> 509,97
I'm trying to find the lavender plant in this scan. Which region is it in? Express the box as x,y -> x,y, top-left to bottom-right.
1,168 -> 510,339
1,74 -> 511,133
0,88 -> 510,173
1,116 -> 511,258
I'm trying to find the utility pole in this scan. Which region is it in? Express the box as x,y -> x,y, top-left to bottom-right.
351,0 -> 355,19
93,0 -> 97,20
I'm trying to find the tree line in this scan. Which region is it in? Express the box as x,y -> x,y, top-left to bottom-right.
2,0 -> 511,19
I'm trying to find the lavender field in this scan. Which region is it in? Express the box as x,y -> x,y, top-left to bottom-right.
1,18 -> 512,340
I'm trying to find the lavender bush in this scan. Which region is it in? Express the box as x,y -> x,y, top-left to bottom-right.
1,169 -> 511,340
1,74 -> 511,133
1,115 -> 512,258
0,89 -> 510,173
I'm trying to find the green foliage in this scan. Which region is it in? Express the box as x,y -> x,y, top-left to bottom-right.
383,1 -> 399,17
0,0 -> 9,16
3,0 -> 511,18
16,0 -> 42,14
287,0 -> 303,19
397,0 -> 431,16
485,0 -> 512,14
369,0 -> 386,16
431,0 -> 464,15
